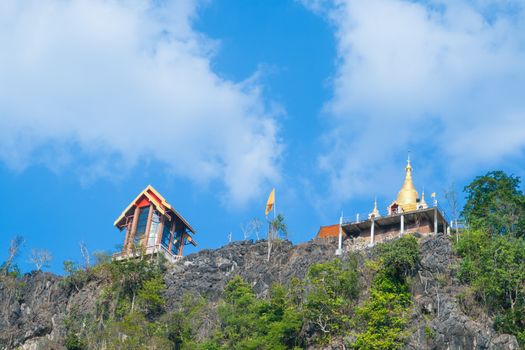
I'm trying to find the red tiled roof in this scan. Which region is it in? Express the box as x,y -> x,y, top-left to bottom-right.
317,224 -> 340,238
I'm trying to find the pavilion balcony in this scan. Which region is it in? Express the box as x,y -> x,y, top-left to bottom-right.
112,243 -> 182,264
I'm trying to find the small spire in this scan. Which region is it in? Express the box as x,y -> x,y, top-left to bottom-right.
369,197 -> 381,219
419,190 -> 428,209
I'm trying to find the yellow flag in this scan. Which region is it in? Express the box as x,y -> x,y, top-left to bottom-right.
265,188 -> 275,216
431,192 -> 436,198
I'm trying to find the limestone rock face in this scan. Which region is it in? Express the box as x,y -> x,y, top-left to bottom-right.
0,272 -> 68,350
164,238 -> 337,304
0,234 -> 519,350
407,234 -> 520,350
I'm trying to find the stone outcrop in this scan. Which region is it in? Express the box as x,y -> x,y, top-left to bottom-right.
165,238 -> 337,304
0,234 -> 520,350
407,234 -> 519,350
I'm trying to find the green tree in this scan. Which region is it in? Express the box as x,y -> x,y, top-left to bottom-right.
63,260 -> 90,292
353,236 -> 419,350
214,276 -> 262,349
353,284 -> 411,350
263,284 -> 303,349
137,276 -> 166,318
212,276 -> 302,350
270,214 -> 288,239
267,214 -> 288,261
455,230 -> 525,345
304,257 -> 359,343
109,255 -> 166,317
73,256 -> 171,349
65,332 -> 87,350
100,311 -> 172,350
161,294 -> 208,349
374,235 -> 419,282
462,171 -> 525,236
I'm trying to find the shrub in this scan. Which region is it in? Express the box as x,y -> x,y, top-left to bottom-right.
353,236 -> 419,350
304,257 -> 359,342
455,230 -> 525,347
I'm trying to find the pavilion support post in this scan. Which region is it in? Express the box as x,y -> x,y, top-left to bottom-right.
123,221 -> 131,254
156,218 -> 165,246
400,214 -> 405,236
128,206 -> 140,252
434,208 -> 438,235
370,218 -> 375,246
178,233 -> 185,256
143,204 -> 154,250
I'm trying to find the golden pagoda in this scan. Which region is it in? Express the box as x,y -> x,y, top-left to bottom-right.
388,157 -> 420,214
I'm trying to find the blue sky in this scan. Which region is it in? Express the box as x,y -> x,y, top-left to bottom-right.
1,0 -> 524,273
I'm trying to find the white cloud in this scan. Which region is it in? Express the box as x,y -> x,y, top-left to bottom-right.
304,0 -> 525,200
0,0 -> 282,205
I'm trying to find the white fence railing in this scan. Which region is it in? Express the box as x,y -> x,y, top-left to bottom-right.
112,244 -> 182,264
341,205 -> 452,226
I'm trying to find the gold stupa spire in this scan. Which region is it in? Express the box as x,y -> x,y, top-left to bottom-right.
395,156 -> 419,212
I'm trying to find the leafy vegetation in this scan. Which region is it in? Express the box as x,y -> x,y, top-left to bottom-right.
462,171 -> 525,236
456,171 -> 525,347
62,253 -> 171,349
202,258 -> 359,349
207,276 -> 303,349
455,230 -> 525,346
304,257 -> 359,342
270,214 -> 288,239
353,236 -> 419,350
61,252 -> 368,349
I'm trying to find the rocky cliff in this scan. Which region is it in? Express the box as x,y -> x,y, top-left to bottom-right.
0,234 -> 520,350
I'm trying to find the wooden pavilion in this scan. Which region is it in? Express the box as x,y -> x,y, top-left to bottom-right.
113,185 -> 197,263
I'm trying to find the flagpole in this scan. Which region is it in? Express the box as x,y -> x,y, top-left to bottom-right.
265,188 -> 276,262
273,190 -> 276,221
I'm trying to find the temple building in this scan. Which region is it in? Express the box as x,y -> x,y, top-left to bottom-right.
317,158 -> 448,246
113,185 -> 197,263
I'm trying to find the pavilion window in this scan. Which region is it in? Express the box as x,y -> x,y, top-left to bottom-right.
172,232 -> 182,255
134,206 -> 150,244
161,220 -> 171,248
148,210 -> 161,247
